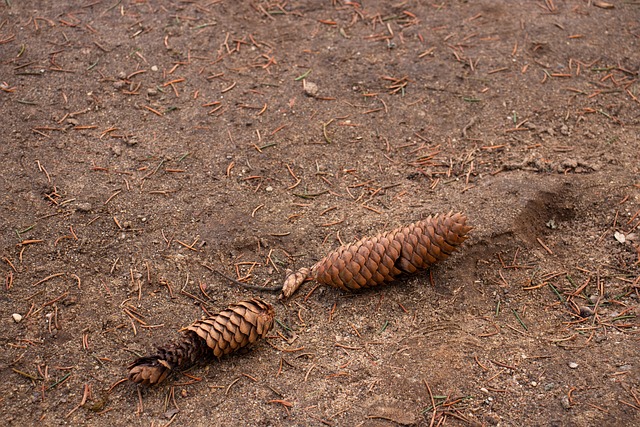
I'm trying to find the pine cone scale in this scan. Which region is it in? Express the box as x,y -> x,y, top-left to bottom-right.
339,267 -> 354,286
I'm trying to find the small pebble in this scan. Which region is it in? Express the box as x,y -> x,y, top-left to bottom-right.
614,231 -> 626,244
484,413 -> 500,425
12,313 -> 23,323
124,136 -> 138,146
568,362 -> 578,369
111,145 -> 122,156
561,158 -> 578,169
594,334 -> 607,343
164,408 -> 179,419
76,202 -> 92,212
303,81 -> 319,97
560,395 -> 571,410
151,65 -> 158,72
265,186 -> 273,192
579,306 -> 594,317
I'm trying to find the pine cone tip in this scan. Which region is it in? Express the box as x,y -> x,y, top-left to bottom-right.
281,267 -> 312,299
128,357 -> 171,386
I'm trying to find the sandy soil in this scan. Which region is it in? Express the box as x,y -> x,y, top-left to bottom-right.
1,1 -> 639,426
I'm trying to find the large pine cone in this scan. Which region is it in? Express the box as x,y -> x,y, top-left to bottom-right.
128,298 -> 275,386
281,212 -> 471,298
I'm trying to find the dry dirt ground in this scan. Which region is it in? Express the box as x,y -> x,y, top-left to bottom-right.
1,1 -> 640,426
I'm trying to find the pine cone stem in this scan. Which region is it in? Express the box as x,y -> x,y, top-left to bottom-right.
128,298 -> 275,386
281,212 -> 471,298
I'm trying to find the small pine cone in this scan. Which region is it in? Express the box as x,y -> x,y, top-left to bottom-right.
281,212 -> 471,298
128,298 -> 275,386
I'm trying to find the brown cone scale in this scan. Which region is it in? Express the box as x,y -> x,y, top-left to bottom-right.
281,212 -> 471,298
128,298 -> 275,386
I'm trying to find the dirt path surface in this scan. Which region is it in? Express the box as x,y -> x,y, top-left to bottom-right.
1,1 -> 639,426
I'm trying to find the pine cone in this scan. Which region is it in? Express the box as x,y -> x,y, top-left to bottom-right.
128,298 -> 275,386
281,212 -> 471,298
